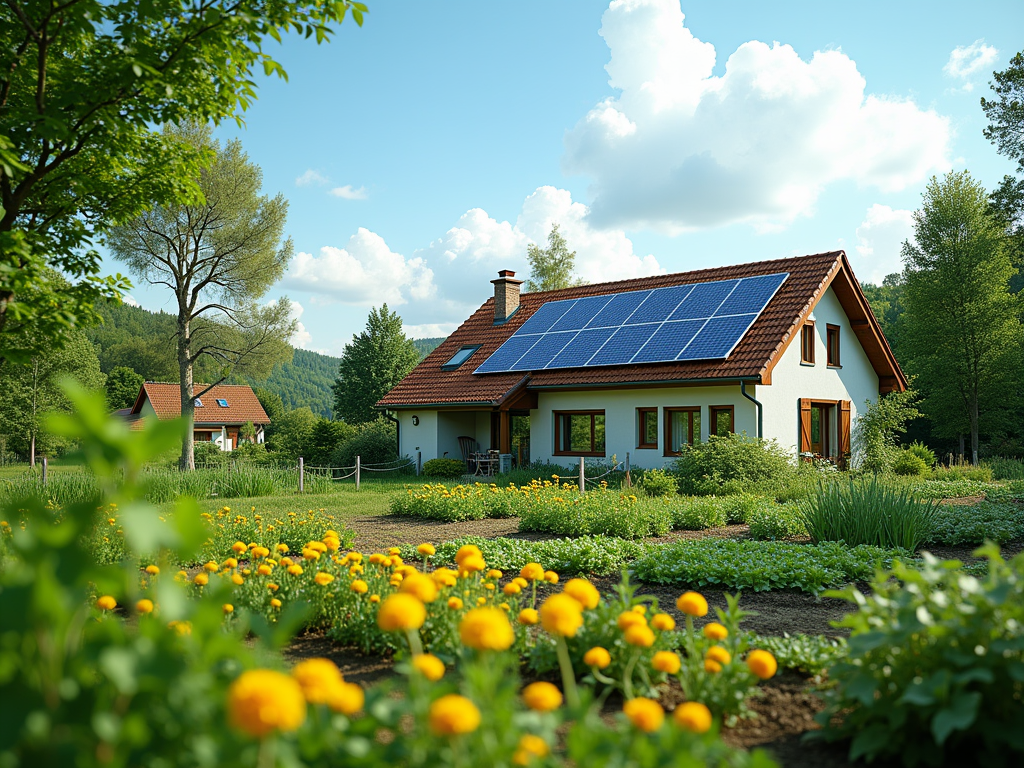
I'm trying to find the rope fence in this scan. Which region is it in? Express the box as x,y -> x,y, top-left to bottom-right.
297,452 -> 422,492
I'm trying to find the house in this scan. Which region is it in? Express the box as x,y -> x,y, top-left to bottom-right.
377,251 -> 906,470
122,382 -> 271,451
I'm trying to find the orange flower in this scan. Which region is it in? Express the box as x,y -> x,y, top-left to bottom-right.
650,613 -> 676,631
459,607 -> 514,651
521,681 -> 562,712
350,579 -> 369,594
652,651 -> 681,674
96,595 -> 117,611
135,598 -> 154,614
676,591 -> 708,617
583,646 -> 611,669
624,624 -> 655,648
674,701 -> 712,733
447,596 -> 464,610
376,594 -> 426,632
746,649 -> 777,680
702,622 -> 728,640
314,572 -> 335,586
400,572 -> 439,603
617,611 -> 646,631
562,578 -> 600,609
517,608 -> 539,625
412,653 -> 446,681
539,593 -> 584,637
227,670 -> 306,737
429,694 -> 481,736
329,682 -> 364,716
706,646 -> 731,665
623,697 -> 664,732
520,562 -> 545,581
292,658 -> 344,704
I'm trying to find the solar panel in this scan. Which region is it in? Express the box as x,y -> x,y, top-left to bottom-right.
474,271 -> 788,374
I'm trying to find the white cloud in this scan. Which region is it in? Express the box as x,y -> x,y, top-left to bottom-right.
852,204 -> 914,284
122,294 -> 140,307
267,299 -> 314,349
329,185 -> 368,200
284,228 -> 435,306
295,169 -> 328,187
403,322 -> 459,339
943,40 -> 998,87
562,0 -> 951,232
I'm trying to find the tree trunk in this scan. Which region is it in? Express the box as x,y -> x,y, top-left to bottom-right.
178,316 -> 196,471
29,358 -> 38,468
969,397 -> 980,466
958,434 -> 965,462
29,433 -> 35,468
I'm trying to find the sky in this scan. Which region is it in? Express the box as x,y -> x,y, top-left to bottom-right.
105,0 -> 1024,356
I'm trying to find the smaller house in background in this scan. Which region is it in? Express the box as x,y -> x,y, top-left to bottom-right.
122,382 -> 271,451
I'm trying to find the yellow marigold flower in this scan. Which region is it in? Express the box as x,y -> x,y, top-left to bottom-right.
381,556 -> 394,568
486,569 -> 503,580
369,594 -> 380,603
224,557 -> 239,569
476,596 -> 487,606
252,546 -> 270,558
307,541 -> 328,554
277,543 -> 289,553
377,593 -> 426,632
429,694 -> 481,736
522,681 -> 562,712
460,554 -> 486,573
222,603 -> 234,614
228,670 -> 306,737
388,546 -> 401,556
512,577 -> 529,589
145,565 -> 160,575
631,604 -> 647,615
175,570 -> 188,582
652,651 -> 681,674
136,598 -> 154,614
513,734 -> 550,765
349,565 -> 364,576
302,548 -> 320,561
706,646 -> 731,665
292,658 -> 344,704
484,582 -> 496,591
562,578 -> 600,610
503,582 -> 522,596
623,697 -> 665,732
432,568 -> 458,587
313,572 -> 334,586
397,565 -> 417,578
704,659 -> 722,674
459,607 -> 515,651
203,560 -> 218,572
347,552 -> 363,563
673,701 -> 712,733
96,595 -> 117,611
267,583 -> 279,592
412,653 -> 446,681
288,564 -> 303,576
242,568 -> 252,576
447,596 -> 464,610
499,602 -> 511,611
520,562 -> 545,581
543,571 -> 559,584
455,544 -> 483,568
232,573 -> 244,586
624,624 -> 655,648
350,579 -> 369,594
193,573 -> 209,587
258,564 -> 273,576
270,598 -> 282,609
703,622 -> 728,640
746,649 -> 777,680
368,553 -> 384,565
651,613 -> 676,631
676,591 -> 708,617
168,620 -> 192,635
323,537 -> 340,552
518,608 -> 539,625
583,646 -> 611,669
400,572 -> 439,603
231,541 -> 247,553
540,593 -> 584,637
617,611 -> 646,631
329,682 -> 364,715
417,543 -> 436,557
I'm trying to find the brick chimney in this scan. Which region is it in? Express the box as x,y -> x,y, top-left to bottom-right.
491,269 -> 524,324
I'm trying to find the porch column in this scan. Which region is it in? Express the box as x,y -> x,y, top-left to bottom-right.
499,410 -> 511,454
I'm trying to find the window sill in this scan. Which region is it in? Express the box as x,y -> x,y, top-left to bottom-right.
637,444 -> 658,451
800,361 -> 815,367
553,451 -> 606,458
827,364 -> 842,369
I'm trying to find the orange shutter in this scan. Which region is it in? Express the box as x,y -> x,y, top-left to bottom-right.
839,400 -> 852,467
799,399 -> 812,456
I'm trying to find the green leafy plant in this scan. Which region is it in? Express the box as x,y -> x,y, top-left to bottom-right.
907,441 -> 937,467
926,502 -> 1024,545
421,458 -> 467,478
892,449 -> 929,476
813,546 -> 1024,766
930,464 -> 994,482
635,468 -> 679,497
798,478 -> 938,550
746,503 -> 807,541
671,433 -> 796,496
987,457 -> 1024,480
743,632 -> 847,677
853,389 -> 920,474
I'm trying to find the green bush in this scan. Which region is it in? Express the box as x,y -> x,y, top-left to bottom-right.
798,478 -> 938,550
671,433 -> 795,495
631,539 -> 900,594
518,490 -> 671,539
635,467 -> 679,497
892,449 -> 929,476
906,440 -> 937,467
987,457 -> 1024,481
193,439 -> 229,465
926,502 -> 1024,546
747,503 -> 807,541
421,458 -> 466,478
666,496 -> 728,530
332,418 -> 402,468
987,480 -> 1024,502
931,464 -> 994,482
814,547 -> 1024,766
913,478 -> 993,499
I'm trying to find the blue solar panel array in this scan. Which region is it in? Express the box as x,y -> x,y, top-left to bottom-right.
474,272 -> 788,374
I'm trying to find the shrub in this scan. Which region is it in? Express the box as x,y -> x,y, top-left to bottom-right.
931,464 -> 994,482
421,458 -> 467,478
798,478 -> 938,550
987,457 -> 1024,481
853,389 -> 920,473
926,502 -> 1024,546
666,496 -> 728,530
747,503 -> 806,541
907,440 -> 937,467
814,547 -> 1024,766
671,434 -> 795,495
518,488 -> 671,539
892,449 -> 929,476
913,478 -> 992,499
631,539 -> 899,594
193,439 -> 229,465
332,418 -> 401,468
635,468 -> 679,497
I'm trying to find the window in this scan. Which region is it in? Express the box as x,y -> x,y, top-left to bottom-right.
826,325 -> 841,367
441,345 -> 481,370
664,407 -> 700,456
554,411 -> 605,456
217,398 -> 229,407
709,405 -> 734,437
637,408 -> 658,449
194,398 -> 203,407
800,322 -> 815,364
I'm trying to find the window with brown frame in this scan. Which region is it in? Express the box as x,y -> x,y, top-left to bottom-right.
800,322 -> 815,364
554,411 -> 606,456
664,407 -> 700,456
709,405 -> 735,437
826,325 -> 840,366
637,408 -> 658,449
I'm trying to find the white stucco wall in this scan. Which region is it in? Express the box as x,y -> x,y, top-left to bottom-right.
397,409 -> 491,465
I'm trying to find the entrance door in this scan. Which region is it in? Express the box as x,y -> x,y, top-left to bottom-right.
810,404 -> 829,457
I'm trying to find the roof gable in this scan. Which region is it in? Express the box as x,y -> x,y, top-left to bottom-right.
377,251 -> 905,407
131,383 -> 271,424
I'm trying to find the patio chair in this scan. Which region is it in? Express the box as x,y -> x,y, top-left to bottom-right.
457,436 -> 479,473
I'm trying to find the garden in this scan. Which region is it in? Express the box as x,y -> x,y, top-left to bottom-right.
2,390 -> 1023,768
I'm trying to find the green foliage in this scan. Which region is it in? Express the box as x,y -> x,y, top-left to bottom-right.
0,470 -> 101,510
815,547 -> 1024,766
519,490 -> 671,539
860,273 -> 906,356
746,633 -> 847,677
907,441 -> 937,466
244,348 -> 341,417
666,496 -> 729,530
930,464 -> 994,482
926,502 -> 1024,546
632,540 -> 900,594
798,478 -> 938,550
982,51 -> 1024,173
421,458 -> 467,478
913,478 -> 992,498
988,457 -> 1024,480
525,224 -> 586,292
671,433 -> 800,498
853,390 -> 920,473
635,468 -> 679,497
104,366 -> 145,410
332,418 -> 401,468
411,337 -> 446,359
332,305 -> 419,424
269,406 -> 318,460
892,449 -> 929,476
306,418 -> 357,466
746,503 -> 807,541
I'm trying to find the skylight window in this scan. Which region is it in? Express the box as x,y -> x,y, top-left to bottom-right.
217,398 -> 229,407
194,398 -> 203,407
441,345 -> 481,370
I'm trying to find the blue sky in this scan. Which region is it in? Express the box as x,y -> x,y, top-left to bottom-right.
108,0 -> 1024,355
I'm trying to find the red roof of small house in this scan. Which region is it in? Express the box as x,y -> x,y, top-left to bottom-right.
377,251 -> 905,408
129,383 -> 271,425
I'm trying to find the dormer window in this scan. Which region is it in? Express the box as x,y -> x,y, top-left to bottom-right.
217,398 -> 229,407
441,345 -> 481,370
194,398 -> 203,407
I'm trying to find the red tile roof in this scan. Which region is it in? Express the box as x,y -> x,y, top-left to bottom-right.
378,251 -> 905,408
131,383 -> 271,424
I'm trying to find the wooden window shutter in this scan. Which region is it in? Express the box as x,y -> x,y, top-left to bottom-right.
799,399 -> 812,455
839,400 -> 852,465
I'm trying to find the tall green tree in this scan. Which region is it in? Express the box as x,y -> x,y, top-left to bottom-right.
525,224 -> 586,292
107,123 -> 295,470
0,0 -> 365,365
105,367 -> 145,411
333,305 -> 419,424
900,171 -> 1023,464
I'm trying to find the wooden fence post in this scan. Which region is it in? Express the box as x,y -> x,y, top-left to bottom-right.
578,456 -> 585,494
355,455 -> 361,491
298,457 -> 304,493
417,451 -> 422,476
624,452 -> 631,488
